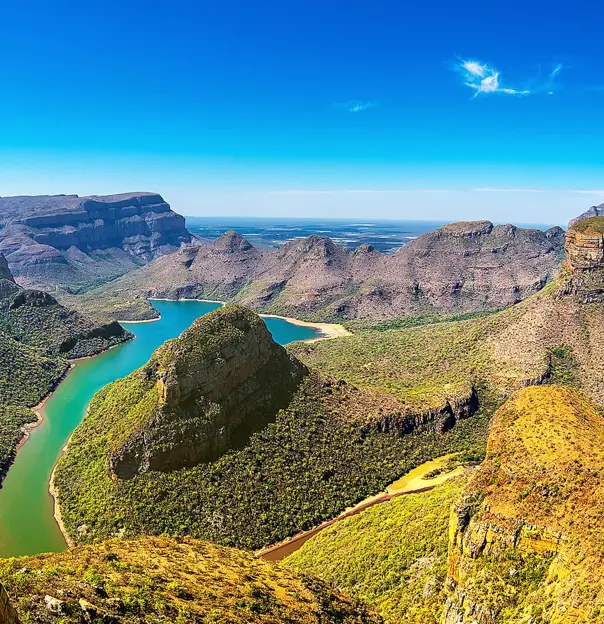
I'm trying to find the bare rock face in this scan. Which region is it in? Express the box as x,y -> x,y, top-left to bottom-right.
109,306 -> 308,478
564,216 -> 604,302
0,192 -> 191,289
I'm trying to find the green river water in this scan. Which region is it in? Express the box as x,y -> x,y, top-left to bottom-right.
0,300 -> 320,558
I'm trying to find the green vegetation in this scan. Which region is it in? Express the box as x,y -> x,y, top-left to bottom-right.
568,215 -> 604,234
0,405 -> 37,480
59,292 -> 160,322
0,536 -> 380,623
287,478 -> 465,624
54,370 -> 491,550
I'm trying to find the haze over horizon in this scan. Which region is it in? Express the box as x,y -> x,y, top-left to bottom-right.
2,0 -> 603,224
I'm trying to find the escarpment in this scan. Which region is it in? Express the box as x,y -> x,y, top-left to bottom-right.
443,386 -> 604,624
98,220 -> 564,321
565,216 -> 604,303
0,192 -> 191,290
108,306 -> 308,478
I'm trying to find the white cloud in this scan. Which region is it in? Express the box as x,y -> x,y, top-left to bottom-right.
456,58 -> 563,97
333,100 -> 379,113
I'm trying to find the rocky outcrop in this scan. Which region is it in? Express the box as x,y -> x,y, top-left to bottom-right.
0,192 -> 191,290
564,216 -> 604,302
108,306 -> 308,478
101,221 -> 565,321
0,584 -> 19,624
442,386 -> 604,624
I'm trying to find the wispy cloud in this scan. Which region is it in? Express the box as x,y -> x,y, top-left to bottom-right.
473,188 -> 549,193
332,100 -> 379,113
456,59 -> 564,97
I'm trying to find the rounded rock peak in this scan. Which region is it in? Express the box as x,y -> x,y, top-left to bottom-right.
212,230 -> 253,253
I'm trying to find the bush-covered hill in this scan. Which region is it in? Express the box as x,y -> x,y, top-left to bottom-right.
286,477 -> 466,624
53,306 -> 491,551
0,256 -> 132,486
0,536 -> 381,624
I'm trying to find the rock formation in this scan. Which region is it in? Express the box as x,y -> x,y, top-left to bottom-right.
0,584 -> 19,624
443,385 -> 604,624
108,306 -> 308,478
568,201 -> 604,227
564,216 -> 604,302
100,221 -> 565,321
0,192 -> 191,290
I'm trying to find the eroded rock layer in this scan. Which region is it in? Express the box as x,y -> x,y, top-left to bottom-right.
0,192 -> 191,289
443,385 -> 604,624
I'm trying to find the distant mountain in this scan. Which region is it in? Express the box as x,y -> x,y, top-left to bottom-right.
568,201 -> 604,227
101,221 -> 565,321
0,192 -> 192,291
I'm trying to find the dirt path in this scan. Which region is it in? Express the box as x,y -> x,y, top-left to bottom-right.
257,454 -> 462,562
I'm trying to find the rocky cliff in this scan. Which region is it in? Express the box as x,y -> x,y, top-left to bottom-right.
443,385 -> 604,624
0,192 -> 191,290
99,221 -> 565,321
568,201 -> 604,227
563,216 -> 604,303
107,306 -> 308,478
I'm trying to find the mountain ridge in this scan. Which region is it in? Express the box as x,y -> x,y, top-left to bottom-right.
96,220 -> 565,321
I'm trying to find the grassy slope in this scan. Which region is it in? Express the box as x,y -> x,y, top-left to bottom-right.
0,536 -> 381,624
287,477 -> 466,624
444,385 -> 604,623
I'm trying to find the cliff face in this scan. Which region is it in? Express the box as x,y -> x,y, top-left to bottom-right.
443,386 -> 604,624
0,192 -> 191,290
564,216 -> 604,302
102,221 -> 565,321
108,306 -> 308,478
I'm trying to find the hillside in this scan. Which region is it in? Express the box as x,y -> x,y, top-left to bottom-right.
0,192 -> 191,292
287,477 -> 466,624
0,256 -> 131,485
53,306 -> 489,551
443,385 -> 604,623
92,221 -> 564,321
0,536 -> 380,623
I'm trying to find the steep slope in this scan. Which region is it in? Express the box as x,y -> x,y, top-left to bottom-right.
568,201 -> 604,226
443,386 -> 604,624
0,255 -> 131,359
95,221 -> 564,321
287,477 -> 467,624
0,192 -> 191,291
0,256 -> 131,485
53,306 -> 486,551
0,536 -> 380,624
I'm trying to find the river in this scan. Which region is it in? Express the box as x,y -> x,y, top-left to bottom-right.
0,300 -> 321,558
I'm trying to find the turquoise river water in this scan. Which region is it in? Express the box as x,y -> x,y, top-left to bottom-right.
0,300 -> 320,558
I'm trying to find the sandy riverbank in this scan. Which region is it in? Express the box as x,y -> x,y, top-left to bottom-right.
257,454 -> 463,562
149,297 -> 351,342
49,459 -> 74,547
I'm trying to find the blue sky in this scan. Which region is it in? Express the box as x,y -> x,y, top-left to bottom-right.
1,0 -> 603,224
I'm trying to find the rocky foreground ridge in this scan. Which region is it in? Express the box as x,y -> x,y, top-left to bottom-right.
0,192 -> 191,290
99,221 -> 565,322
0,537 -> 380,623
